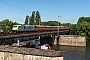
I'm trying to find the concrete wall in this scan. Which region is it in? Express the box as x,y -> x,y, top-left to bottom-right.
0,52 -> 63,60
54,35 -> 86,46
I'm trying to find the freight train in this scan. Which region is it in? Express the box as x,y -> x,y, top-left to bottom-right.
12,24 -> 69,33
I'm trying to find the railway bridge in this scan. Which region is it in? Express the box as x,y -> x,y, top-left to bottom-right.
0,29 -> 69,45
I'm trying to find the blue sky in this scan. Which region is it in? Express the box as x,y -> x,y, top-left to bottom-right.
0,0 -> 90,24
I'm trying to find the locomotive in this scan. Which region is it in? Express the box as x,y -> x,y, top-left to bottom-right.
12,24 -> 69,33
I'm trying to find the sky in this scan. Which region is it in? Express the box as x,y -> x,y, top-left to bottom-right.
0,0 -> 90,24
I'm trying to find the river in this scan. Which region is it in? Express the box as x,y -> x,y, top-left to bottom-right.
52,42 -> 90,60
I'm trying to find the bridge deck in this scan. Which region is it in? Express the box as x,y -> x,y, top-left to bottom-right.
0,30 -> 69,39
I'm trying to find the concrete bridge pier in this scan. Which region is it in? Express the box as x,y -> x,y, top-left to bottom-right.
39,34 -> 60,45
53,35 -> 86,46
53,36 -> 60,45
40,36 -> 53,45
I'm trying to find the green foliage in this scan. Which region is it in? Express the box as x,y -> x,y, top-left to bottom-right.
77,17 -> 90,23
29,11 -> 35,25
24,15 -> 29,25
0,19 -> 19,33
61,23 -> 71,26
42,21 -> 61,26
69,24 -> 78,35
70,17 -> 90,41
35,11 -> 41,25
28,11 -> 41,25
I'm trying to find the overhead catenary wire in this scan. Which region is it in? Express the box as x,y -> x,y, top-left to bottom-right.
0,0 -> 57,20
0,12 -> 25,22
0,8 -> 26,23
0,0 -> 32,12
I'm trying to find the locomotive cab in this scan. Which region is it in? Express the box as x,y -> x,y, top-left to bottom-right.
12,25 -> 36,33
12,25 -> 21,33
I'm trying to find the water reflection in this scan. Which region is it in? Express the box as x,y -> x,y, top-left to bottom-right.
52,43 -> 90,60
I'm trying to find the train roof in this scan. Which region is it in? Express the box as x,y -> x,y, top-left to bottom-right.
13,25 -> 21,26
21,25 -> 34,26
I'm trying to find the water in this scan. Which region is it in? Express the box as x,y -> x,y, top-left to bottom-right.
52,42 -> 90,60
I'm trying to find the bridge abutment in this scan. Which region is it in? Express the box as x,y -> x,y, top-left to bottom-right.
53,35 -> 86,46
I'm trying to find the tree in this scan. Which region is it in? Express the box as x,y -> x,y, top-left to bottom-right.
24,15 -> 29,25
70,16 -> 90,41
0,19 -> 19,33
77,17 -> 90,24
47,21 -> 60,26
35,11 -> 41,25
29,11 -> 35,25
61,23 -> 71,27
42,21 -> 61,26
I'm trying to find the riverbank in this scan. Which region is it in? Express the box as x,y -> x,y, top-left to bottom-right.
0,47 -> 63,60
